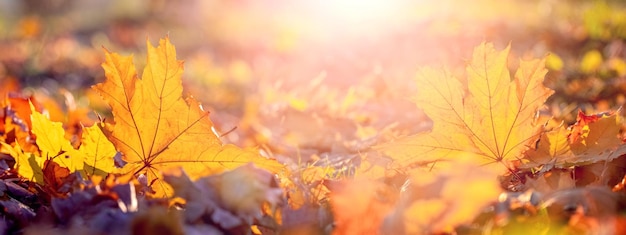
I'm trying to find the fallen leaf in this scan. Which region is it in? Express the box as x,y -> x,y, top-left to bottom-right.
163,165 -> 282,233
329,178 -> 395,235
570,110 -> 601,143
3,96 -> 36,131
1,142 -> 44,183
570,111 -> 624,154
524,120 -> 573,167
30,102 -> 85,173
93,37 -> 284,197
382,158 -> 502,234
524,110 -> 626,168
219,164 -> 283,220
79,122 -> 116,178
525,169 -> 576,195
1,95 -> 42,153
378,42 -> 554,172
42,159 -> 71,196
5,104 -> 115,185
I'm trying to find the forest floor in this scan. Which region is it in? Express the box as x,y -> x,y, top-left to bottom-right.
1,0 -> 626,234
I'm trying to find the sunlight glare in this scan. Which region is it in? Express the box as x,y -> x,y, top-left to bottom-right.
302,0 -> 418,39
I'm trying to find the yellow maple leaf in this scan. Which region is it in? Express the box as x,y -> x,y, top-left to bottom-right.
524,121 -> 573,167
1,142 -> 44,183
79,122 -> 116,178
93,37 -> 284,198
379,42 -> 554,172
30,103 -> 85,173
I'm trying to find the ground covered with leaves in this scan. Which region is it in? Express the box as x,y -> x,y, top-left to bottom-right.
3,0 -> 626,234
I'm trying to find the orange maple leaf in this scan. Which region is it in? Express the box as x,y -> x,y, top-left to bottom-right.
524,110 -> 626,168
570,110 -> 606,143
378,42 -> 554,172
329,178 -> 395,235
93,37 -> 284,197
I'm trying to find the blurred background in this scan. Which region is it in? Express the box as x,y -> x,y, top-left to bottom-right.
1,0 -> 626,168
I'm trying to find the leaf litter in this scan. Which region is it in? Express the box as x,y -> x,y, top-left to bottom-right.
0,38 -> 626,234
